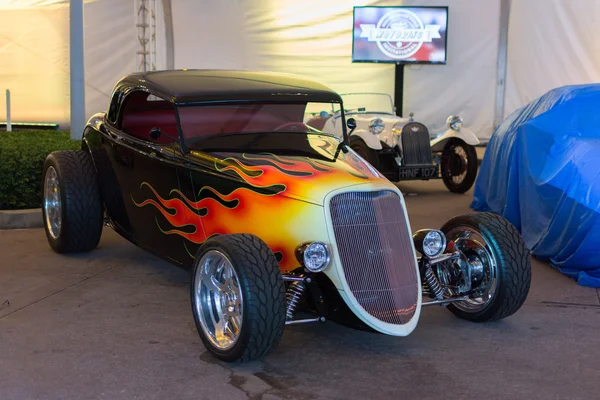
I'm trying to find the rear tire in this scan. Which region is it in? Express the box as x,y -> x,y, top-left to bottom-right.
441,139 -> 478,193
441,212 -> 531,322
349,136 -> 381,170
191,234 -> 286,362
42,150 -> 103,253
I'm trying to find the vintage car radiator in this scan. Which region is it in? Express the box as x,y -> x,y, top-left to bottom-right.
330,191 -> 419,325
401,122 -> 433,165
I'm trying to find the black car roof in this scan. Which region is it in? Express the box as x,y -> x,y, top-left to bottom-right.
116,70 -> 342,105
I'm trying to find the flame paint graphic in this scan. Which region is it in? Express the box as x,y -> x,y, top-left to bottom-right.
132,142 -> 381,271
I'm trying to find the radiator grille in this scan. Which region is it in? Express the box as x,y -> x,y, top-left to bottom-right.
330,191 -> 419,325
401,122 -> 433,165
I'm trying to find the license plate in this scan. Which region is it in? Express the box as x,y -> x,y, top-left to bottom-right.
398,166 -> 438,180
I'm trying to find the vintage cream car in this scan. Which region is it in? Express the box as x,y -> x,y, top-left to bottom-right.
306,93 -> 481,193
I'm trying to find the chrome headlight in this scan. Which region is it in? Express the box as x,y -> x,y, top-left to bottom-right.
369,118 -> 385,135
391,121 -> 404,136
446,115 -> 463,131
299,242 -> 331,272
413,229 -> 447,258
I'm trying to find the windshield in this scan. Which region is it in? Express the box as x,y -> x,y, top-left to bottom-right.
177,102 -> 340,145
337,93 -> 395,115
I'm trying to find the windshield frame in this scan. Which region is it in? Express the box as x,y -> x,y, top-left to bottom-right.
337,93 -> 396,116
174,100 -> 348,151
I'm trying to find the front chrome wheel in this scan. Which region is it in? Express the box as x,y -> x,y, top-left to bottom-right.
441,213 -> 531,322
193,250 -> 243,351
445,226 -> 498,313
43,166 -> 62,239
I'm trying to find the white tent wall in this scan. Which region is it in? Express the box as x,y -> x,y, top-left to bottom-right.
504,0 -> 600,118
402,0 -> 500,138
0,2 -> 70,125
83,0 -> 136,124
171,0 -> 501,139
0,0 -> 139,129
3,1 -> 599,137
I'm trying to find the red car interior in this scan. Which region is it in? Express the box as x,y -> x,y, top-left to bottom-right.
119,91 -> 313,145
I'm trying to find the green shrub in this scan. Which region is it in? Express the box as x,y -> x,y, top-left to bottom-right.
0,131 -> 81,210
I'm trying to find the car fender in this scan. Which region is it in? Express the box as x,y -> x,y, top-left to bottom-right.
350,129 -> 383,150
430,127 -> 480,152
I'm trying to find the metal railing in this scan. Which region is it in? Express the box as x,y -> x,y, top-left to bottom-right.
5,89 -> 11,132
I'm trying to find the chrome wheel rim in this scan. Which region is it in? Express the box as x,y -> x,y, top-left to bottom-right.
193,250 -> 243,351
43,166 -> 62,239
445,226 -> 498,312
450,145 -> 468,184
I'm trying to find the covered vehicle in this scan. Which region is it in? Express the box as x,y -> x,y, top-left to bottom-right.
472,84 -> 600,288
305,93 -> 481,193
42,70 -> 531,362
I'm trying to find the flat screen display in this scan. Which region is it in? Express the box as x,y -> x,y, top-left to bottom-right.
352,6 -> 448,64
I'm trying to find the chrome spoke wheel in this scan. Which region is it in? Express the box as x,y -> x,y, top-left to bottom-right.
43,166 -> 62,239
193,250 -> 243,351
445,226 -> 498,313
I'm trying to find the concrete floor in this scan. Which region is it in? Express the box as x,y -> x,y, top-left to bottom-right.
1,180 -> 599,400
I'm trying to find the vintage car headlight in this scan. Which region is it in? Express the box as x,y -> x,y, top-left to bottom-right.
391,121 -> 404,136
299,242 -> 331,272
369,118 -> 385,135
447,115 -> 463,131
413,229 -> 447,258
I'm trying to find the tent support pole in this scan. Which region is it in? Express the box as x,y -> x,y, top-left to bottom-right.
493,0 -> 511,131
70,0 -> 85,139
394,63 -> 404,117
162,0 -> 174,69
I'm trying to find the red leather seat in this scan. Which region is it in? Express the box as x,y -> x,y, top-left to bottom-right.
121,109 -> 178,144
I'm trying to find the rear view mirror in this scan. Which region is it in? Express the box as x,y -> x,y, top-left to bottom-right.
347,118 -> 357,133
150,127 -> 162,140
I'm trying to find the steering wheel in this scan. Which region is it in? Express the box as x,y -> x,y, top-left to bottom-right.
273,122 -> 310,132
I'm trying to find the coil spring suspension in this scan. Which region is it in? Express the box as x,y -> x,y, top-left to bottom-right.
286,280 -> 306,320
423,265 -> 444,300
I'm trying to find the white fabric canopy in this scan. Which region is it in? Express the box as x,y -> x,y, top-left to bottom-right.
1,0 -> 599,141
504,0 -> 600,118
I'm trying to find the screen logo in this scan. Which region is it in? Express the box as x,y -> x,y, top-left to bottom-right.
359,10 -> 441,60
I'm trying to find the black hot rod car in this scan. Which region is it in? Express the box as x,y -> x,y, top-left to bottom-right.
42,70 -> 531,362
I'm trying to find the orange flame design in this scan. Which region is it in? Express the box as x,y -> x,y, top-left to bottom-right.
132,144 -> 381,271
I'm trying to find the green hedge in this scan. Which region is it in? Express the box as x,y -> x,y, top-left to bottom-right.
0,131 -> 81,210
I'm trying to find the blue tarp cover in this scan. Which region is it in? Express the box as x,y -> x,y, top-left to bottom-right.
472,84 -> 600,288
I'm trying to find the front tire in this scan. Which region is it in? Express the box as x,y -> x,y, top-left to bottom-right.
349,136 -> 381,170
190,234 -> 286,362
42,150 -> 103,253
441,139 -> 478,193
441,212 -> 531,322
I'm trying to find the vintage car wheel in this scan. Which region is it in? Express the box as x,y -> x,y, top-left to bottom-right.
42,150 -> 103,253
349,136 -> 380,169
190,234 -> 286,362
441,139 -> 478,193
441,213 -> 531,322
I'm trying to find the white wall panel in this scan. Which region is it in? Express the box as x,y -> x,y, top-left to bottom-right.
83,0 -> 136,121
504,0 -> 600,118
402,0 -> 500,138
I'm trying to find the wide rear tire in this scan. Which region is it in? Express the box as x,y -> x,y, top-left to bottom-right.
441,212 -> 531,322
42,150 -> 103,253
191,234 -> 286,362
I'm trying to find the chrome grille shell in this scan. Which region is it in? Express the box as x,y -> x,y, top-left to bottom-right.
323,184 -> 421,335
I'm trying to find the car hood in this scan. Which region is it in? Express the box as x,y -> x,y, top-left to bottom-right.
187,134 -> 389,206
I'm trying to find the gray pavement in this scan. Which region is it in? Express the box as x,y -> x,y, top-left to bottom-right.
1,180 -> 599,400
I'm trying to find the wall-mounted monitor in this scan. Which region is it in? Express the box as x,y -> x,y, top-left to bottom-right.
352,6 -> 448,64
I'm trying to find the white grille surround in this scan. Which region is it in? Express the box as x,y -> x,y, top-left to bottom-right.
322,183 -> 422,336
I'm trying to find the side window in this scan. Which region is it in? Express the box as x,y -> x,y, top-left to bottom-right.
107,89 -> 124,123
118,90 -> 178,144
